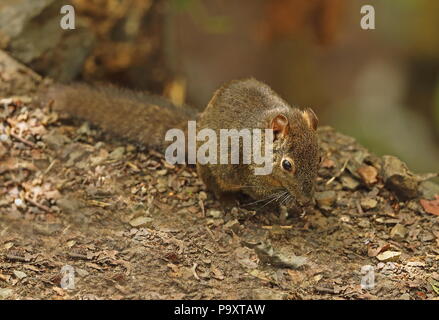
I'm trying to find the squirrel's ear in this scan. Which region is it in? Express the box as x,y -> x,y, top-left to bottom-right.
302,108 -> 318,131
270,114 -> 289,139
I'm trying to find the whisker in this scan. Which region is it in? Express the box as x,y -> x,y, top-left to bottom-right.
242,193 -> 278,207
278,194 -> 288,206
281,194 -> 292,206
243,190 -> 285,207
260,192 -> 284,209
258,190 -> 289,209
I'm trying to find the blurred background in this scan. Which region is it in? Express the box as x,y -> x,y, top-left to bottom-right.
1,0 -> 438,173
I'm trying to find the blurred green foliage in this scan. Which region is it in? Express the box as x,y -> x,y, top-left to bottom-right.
170,0 -> 232,34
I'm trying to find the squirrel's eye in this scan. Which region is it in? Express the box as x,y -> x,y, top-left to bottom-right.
282,159 -> 293,171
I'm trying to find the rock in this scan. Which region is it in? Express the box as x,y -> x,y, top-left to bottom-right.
390,224 -> 408,240
13,270 -> 27,280
129,216 -> 153,227
360,198 -> 378,210
315,191 -> 336,208
0,288 -> 13,299
357,165 -> 378,186
0,0 -> 95,81
376,251 -> 401,262
381,155 -> 419,200
340,175 -> 360,190
0,50 -> 42,96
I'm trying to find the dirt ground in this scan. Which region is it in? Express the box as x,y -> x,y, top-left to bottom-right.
1,63 -> 439,300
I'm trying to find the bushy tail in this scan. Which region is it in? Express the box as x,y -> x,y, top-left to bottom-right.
39,83 -> 196,152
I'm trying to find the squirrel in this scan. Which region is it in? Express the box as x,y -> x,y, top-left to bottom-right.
41,78 -> 319,209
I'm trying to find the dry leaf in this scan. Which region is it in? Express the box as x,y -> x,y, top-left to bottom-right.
357,165 -> 378,186
420,196 -> 439,216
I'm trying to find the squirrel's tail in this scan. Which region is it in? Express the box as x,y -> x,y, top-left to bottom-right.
39,83 -> 197,152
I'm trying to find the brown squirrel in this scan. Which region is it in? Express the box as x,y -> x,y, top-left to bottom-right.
42,78 -> 319,208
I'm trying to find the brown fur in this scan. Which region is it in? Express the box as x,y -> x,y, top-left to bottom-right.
197,78 -> 319,206
40,83 -> 196,152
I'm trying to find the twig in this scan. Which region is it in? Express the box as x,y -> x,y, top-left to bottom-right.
44,159 -> 58,174
24,196 -> 52,213
326,159 -> 349,185
10,132 -> 38,149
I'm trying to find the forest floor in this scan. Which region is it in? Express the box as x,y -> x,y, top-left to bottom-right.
1,57 -> 439,300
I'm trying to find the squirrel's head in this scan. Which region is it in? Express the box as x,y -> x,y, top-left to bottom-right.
265,108 -> 319,207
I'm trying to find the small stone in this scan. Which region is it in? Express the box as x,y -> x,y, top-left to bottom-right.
376,251 -> 401,262
129,216 -> 153,227
357,165 -> 378,186
360,198 -> 378,210
13,270 -> 27,280
0,134 -> 9,142
14,198 -> 25,208
315,191 -> 336,208
382,155 -> 419,200
390,224 -> 408,240
340,175 -> 360,190
109,147 -> 125,160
